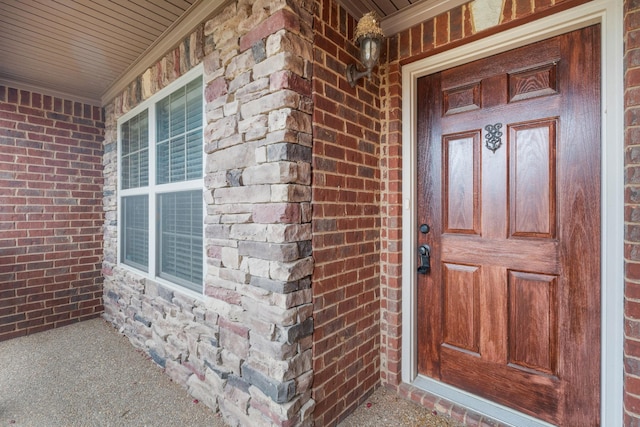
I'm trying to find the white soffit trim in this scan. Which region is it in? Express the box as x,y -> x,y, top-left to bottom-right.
100,0 -> 230,106
401,0 -> 624,425
381,0 -> 469,35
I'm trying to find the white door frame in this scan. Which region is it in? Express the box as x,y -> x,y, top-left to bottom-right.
401,0 -> 624,425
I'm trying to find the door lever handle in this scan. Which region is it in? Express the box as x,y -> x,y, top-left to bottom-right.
418,244 -> 431,274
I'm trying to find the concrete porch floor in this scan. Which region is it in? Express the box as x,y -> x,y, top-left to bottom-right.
0,318 -> 225,426
0,318 -> 460,427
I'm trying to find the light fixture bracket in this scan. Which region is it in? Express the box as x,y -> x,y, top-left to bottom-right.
346,63 -> 373,88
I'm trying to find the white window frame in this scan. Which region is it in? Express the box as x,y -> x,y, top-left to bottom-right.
117,65 -> 206,297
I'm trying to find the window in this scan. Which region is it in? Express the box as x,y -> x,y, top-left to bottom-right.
118,70 -> 204,293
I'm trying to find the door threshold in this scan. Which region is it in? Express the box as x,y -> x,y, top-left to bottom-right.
412,375 -> 556,427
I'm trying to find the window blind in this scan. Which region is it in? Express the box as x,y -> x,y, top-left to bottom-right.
121,195 -> 149,270
120,111 -> 149,189
156,79 -> 203,185
158,190 -> 203,291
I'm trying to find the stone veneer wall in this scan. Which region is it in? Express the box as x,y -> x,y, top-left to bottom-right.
102,1 -> 316,425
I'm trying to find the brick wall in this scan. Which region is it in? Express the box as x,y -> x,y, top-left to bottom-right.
0,86 -> 104,342
311,1 -> 381,425
625,0 -> 640,425
102,1 -> 316,426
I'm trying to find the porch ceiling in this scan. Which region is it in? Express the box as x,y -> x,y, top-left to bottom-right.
0,0 -> 199,105
0,0 -> 458,106
338,0 -> 439,20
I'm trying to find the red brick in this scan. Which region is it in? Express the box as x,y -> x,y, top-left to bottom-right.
628,338 -> 640,357
627,392 -> 640,415
502,0 -> 515,23
435,13 -> 449,47
450,6 -> 463,42
628,374 -> 640,396
0,111 -> 26,121
19,90 -> 30,106
17,317 -> 45,329
411,25 -> 422,57
463,4 -> 473,37
0,329 -> 26,341
7,88 -> 18,103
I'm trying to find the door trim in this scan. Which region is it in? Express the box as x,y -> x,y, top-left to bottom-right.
400,0 -> 624,425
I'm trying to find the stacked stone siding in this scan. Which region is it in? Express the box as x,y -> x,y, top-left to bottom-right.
0,87 -> 104,342
102,1 -> 315,425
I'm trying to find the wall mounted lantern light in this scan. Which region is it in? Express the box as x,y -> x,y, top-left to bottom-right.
346,12 -> 385,88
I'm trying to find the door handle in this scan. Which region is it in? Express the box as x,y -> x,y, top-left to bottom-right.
418,244 -> 431,274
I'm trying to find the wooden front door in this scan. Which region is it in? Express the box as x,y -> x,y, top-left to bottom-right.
416,26 -> 601,426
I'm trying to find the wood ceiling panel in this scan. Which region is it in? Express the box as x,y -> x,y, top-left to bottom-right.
108,0 -> 178,28
0,15 -> 139,64
0,1 -> 152,52
131,0 -> 188,19
340,0 -> 384,18
52,0 -> 165,40
0,53 -> 109,96
0,49 -> 119,84
391,0 -> 413,8
166,0 -> 195,9
371,0 -> 400,15
0,37 -> 121,78
0,0 -> 195,104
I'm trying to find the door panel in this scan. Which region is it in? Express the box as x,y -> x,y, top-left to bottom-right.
443,132 -> 480,234
507,271 -> 558,374
508,63 -> 558,102
509,120 -> 557,238
443,263 -> 480,353
416,26 -> 601,426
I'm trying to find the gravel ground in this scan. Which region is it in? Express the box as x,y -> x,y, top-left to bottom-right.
338,387 -> 464,427
0,318 -> 462,427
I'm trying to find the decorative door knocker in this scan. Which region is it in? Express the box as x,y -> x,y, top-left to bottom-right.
484,123 -> 503,153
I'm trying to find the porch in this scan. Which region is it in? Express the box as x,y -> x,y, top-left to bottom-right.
0,318 -> 225,426
0,0 -> 633,425
0,317 -> 458,426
